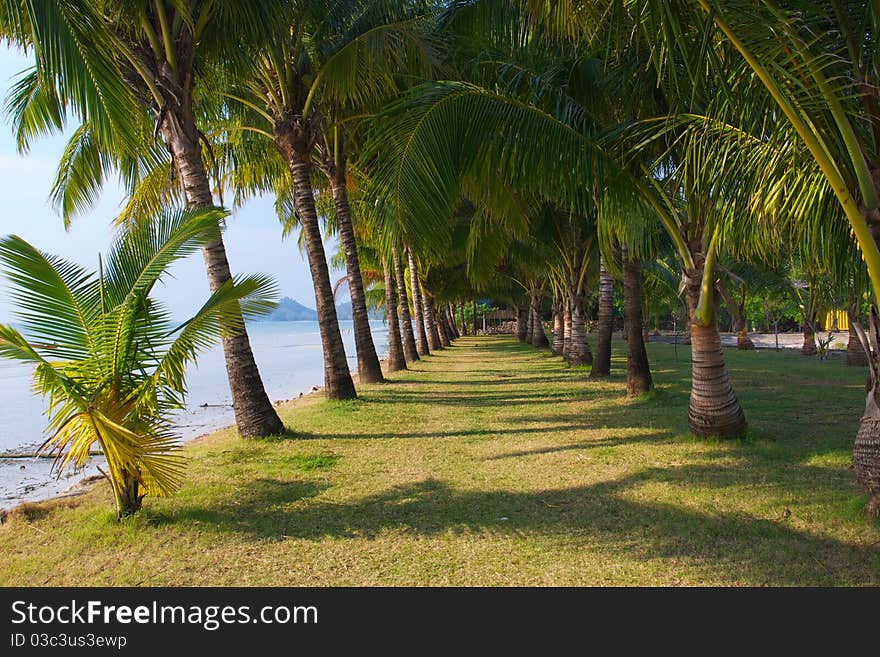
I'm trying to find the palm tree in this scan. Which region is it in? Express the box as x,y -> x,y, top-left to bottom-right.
623,252 -> 652,396
393,246 -> 420,362
590,259 -> 613,375
408,248 -> 431,356
2,0 -> 285,437
568,0 -> 880,511
383,260 -> 407,371
0,207 -> 277,516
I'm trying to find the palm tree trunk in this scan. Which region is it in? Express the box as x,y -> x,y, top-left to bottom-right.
802,326 -> 818,356
459,304 -> 468,336
590,259 -> 613,378
847,309 -> 867,366
717,280 -> 755,350
407,250 -> 430,356
330,167 -> 384,383
451,305 -> 461,338
472,300 -> 478,334
393,247 -> 419,362
285,152 -> 356,400
568,288 -> 593,365
551,297 -> 564,356
165,122 -> 283,437
436,302 -> 451,347
685,279 -> 746,438
114,471 -> 142,519
424,294 -> 443,350
623,255 -> 652,396
530,291 -> 549,348
516,304 -> 529,341
383,263 -> 406,372
563,296 -> 572,361
447,305 -> 460,339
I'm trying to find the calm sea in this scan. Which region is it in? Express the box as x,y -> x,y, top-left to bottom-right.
0,320 -> 388,509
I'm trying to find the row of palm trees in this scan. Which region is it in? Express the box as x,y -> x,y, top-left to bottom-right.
1,1 -> 880,517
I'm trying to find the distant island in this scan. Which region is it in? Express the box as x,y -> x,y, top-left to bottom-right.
259,297 -> 383,322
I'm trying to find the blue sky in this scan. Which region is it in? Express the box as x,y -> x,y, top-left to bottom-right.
0,47 -> 339,322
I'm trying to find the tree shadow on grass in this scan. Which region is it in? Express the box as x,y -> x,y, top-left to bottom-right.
151,473 -> 879,585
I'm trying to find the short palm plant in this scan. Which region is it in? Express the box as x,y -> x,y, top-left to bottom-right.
0,207 -> 277,517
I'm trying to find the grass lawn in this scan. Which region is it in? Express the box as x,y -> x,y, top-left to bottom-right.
1,335 -> 879,586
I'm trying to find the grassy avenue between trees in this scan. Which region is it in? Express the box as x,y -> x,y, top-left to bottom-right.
2,336 -> 879,586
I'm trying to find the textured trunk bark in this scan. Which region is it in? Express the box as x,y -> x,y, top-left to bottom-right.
802,328 -> 818,356
687,322 -> 747,437
855,414 -> 880,516
445,305 -> 459,339
623,256 -> 653,396
285,152 -> 356,400
423,292 -> 443,350
165,122 -> 284,437
472,300 -> 478,335
459,304 -> 468,336
330,168 -> 384,383
590,260 -> 613,377
393,247 -> 419,362
383,264 -> 407,372
516,305 -> 529,342
551,297 -> 564,356
563,296 -> 572,361
436,302 -> 451,347
530,292 -> 549,348
568,289 -> 593,366
407,250 -> 430,356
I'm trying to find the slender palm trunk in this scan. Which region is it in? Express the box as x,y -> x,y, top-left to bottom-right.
472,300 -> 478,335
802,325 -> 818,356
551,297 -> 564,356
383,263 -> 406,372
516,304 -> 528,342
685,278 -> 746,438
459,304 -> 468,336
407,250 -> 430,356
623,256 -> 652,396
285,151 -> 356,400
393,247 -> 419,362
165,122 -> 283,437
330,167 -> 384,383
436,302 -> 451,347
424,294 -> 443,350
563,296 -> 572,361
569,288 -> 593,366
590,259 -> 613,378
530,292 -> 549,348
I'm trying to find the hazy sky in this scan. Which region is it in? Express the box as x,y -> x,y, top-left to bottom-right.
0,47 -> 340,322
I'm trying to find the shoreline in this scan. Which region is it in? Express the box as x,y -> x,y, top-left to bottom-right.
0,354 -> 390,514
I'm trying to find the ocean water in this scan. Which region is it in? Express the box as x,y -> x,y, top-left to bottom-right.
0,320 -> 388,509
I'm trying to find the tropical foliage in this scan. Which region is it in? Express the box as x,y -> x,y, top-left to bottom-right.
0,208 -> 277,516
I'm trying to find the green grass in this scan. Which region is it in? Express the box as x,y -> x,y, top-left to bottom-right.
1,335 -> 879,586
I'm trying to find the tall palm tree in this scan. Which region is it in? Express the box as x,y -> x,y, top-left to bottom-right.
0,207 -> 277,516
622,252 -> 652,396
590,259 -> 613,376
2,0 -> 285,437
393,246 -> 420,362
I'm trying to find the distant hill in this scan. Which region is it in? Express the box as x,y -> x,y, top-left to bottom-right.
261,297 -> 317,321
261,297 -> 383,322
